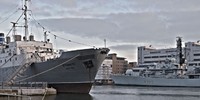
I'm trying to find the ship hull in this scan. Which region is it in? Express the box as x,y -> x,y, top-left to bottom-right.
0,48 -> 109,93
111,75 -> 200,87
48,82 -> 93,93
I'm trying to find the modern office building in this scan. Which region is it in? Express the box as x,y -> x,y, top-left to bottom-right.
138,40 -> 200,68
185,41 -> 200,67
138,46 -> 178,64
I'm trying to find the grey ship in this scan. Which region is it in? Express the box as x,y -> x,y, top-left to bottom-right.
111,62 -> 200,87
112,37 -> 200,87
0,0 -> 109,93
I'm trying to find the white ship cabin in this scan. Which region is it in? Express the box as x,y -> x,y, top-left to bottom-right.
136,63 -> 178,70
0,33 -> 59,68
125,60 -> 181,77
187,65 -> 200,76
125,68 -> 146,76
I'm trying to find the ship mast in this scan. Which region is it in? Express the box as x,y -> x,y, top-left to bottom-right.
44,31 -> 47,42
11,22 -> 17,41
176,37 -> 184,67
23,0 -> 29,41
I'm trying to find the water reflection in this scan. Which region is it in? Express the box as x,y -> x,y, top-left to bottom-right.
0,93 -> 92,100
49,93 -> 93,100
30,93 -> 93,100
1,85 -> 200,100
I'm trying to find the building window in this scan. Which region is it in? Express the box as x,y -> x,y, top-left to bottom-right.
160,56 -> 167,58
188,63 -> 197,66
194,54 -> 200,56
152,56 -> 158,58
166,50 -> 175,53
144,56 -> 151,58
150,51 -> 161,54
194,59 -> 200,61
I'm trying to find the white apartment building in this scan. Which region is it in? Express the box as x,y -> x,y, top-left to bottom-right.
138,46 -> 178,64
95,58 -> 112,81
95,56 -> 113,84
138,41 -> 200,68
185,42 -> 200,67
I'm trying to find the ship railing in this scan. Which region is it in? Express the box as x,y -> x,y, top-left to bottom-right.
0,81 -> 48,89
1,53 -> 32,83
0,54 -> 16,68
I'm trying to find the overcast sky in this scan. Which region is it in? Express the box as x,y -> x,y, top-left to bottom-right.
0,0 -> 200,62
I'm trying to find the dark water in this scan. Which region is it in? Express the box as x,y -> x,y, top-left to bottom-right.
1,85 -> 200,100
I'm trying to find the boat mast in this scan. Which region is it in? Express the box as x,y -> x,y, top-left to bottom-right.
23,0 -> 29,41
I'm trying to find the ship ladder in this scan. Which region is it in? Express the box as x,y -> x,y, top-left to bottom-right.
5,61 -> 33,85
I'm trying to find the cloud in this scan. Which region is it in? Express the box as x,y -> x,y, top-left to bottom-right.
37,5 -> 200,45
37,12 -> 174,45
109,44 -> 138,51
1,0 -> 200,62
36,0 -> 77,8
38,18 -> 119,38
109,44 -> 138,61
0,0 -> 17,9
